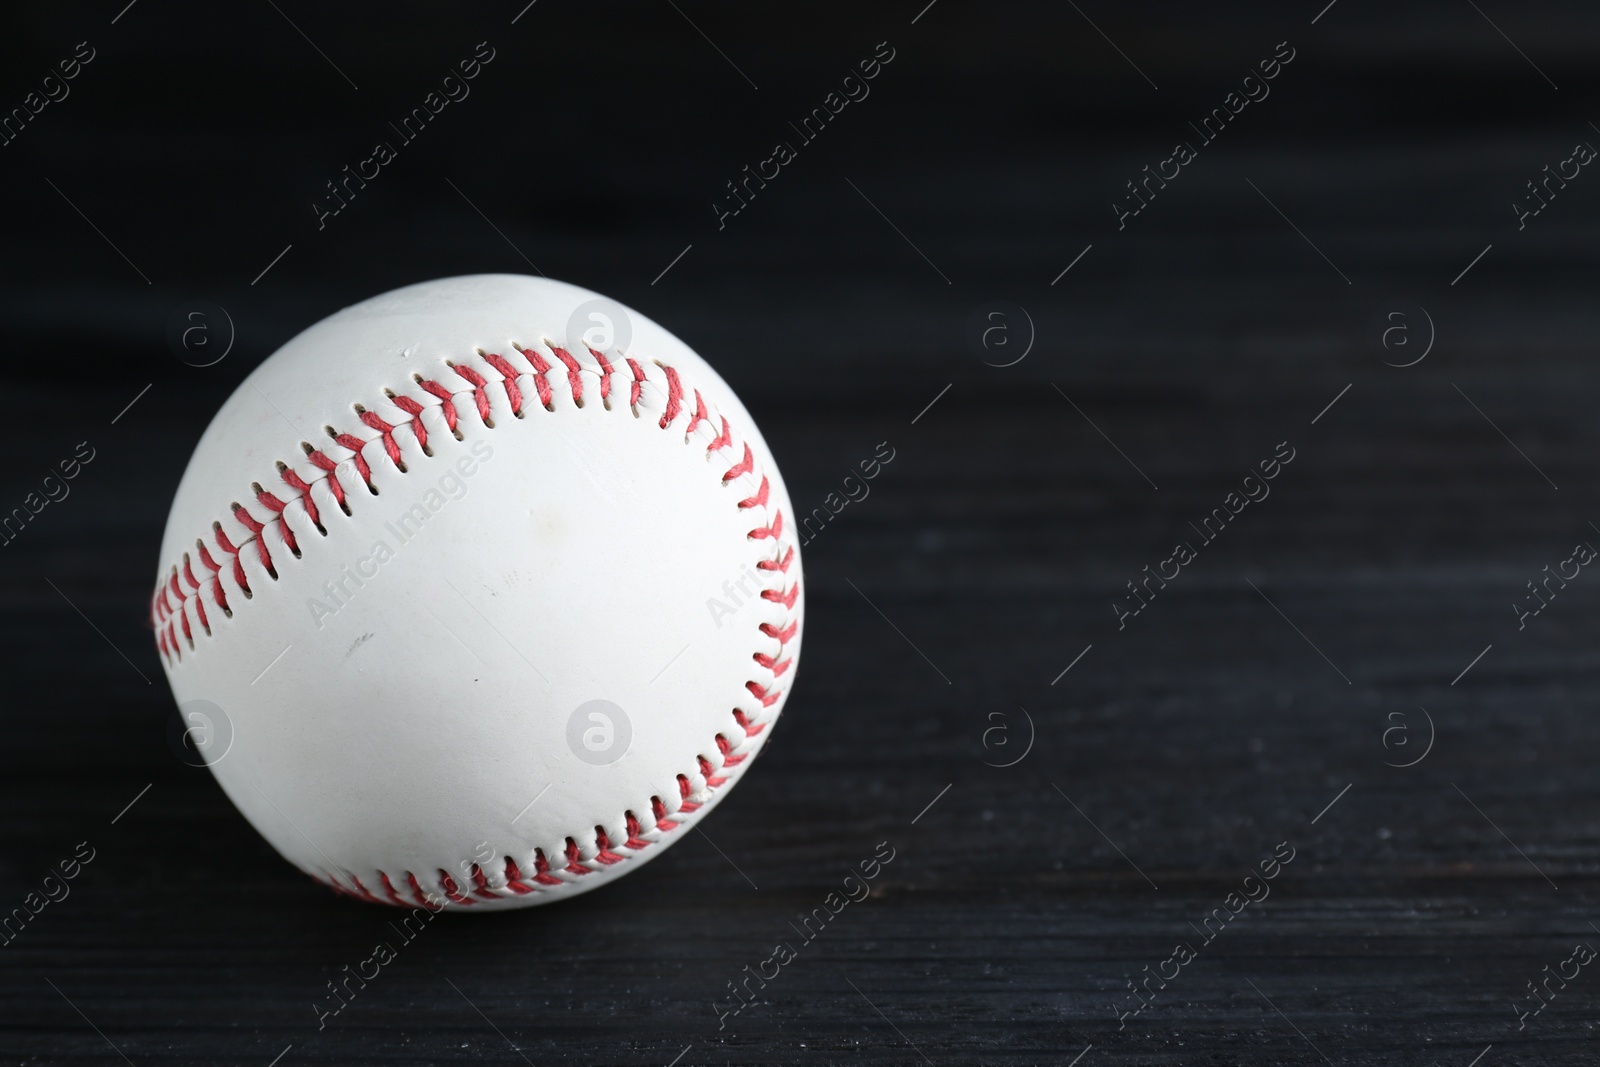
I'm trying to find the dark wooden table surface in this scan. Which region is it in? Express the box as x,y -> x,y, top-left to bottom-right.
2,2 -> 1598,1064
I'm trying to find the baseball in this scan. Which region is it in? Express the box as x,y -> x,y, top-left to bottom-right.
150,275 -> 803,910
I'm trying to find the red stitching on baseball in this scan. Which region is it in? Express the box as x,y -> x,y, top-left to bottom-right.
686,390 -> 710,437
405,872 -> 434,908
760,619 -> 798,644
278,467 -> 322,531
193,541 -> 230,619
253,489 -> 301,560
211,524 -> 252,595
531,850 -> 563,886
660,365 -> 684,429
193,587 -> 210,635
708,415 -> 733,452
748,510 -> 784,542
625,357 -> 646,410
390,394 -> 430,453
753,651 -> 791,676
357,408 -> 405,469
738,476 -> 770,511
331,433 -> 375,489
469,863 -> 498,899
652,795 -> 678,832
478,353 -> 524,417
623,813 -> 651,850
449,362 -> 494,425
698,755 -> 726,788
512,345 -> 555,410
232,504 -> 280,576
722,443 -> 754,483
439,870 -> 474,905
550,346 -> 585,406
591,828 -> 624,866
502,857 -> 534,894
416,378 -> 460,435
745,681 -> 780,708
677,774 -> 701,808
304,447 -> 350,512
380,872 -> 406,906
590,347 -> 614,403
761,582 -> 799,609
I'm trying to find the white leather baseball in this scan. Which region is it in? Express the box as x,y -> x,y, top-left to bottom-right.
151,275 -> 803,910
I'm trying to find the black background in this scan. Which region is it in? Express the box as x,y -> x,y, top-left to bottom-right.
2,1 -> 1599,1064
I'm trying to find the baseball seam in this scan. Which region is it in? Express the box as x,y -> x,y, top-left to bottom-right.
151,343 -> 798,907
